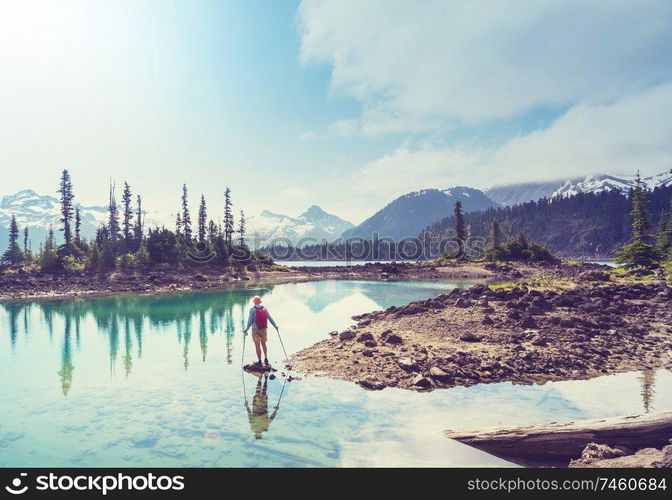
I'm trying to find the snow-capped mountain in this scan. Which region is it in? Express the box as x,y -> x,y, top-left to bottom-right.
552,171 -> 672,199
486,170 -> 672,206
0,189 -> 167,250
342,187 -> 499,240
245,205 -> 353,247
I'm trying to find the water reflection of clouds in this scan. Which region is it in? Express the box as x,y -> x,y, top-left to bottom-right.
1,281 -> 670,468
337,368 -> 671,466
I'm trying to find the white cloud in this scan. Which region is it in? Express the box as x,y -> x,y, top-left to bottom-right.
299,0 -> 672,133
351,146 -> 488,196
351,84 -> 672,197
491,84 -> 672,184
278,186 -> 310,200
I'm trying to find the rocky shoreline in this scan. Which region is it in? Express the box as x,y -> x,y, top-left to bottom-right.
0,261 -> 531,302
570,440 -> 672,468
290,276 -> 672,391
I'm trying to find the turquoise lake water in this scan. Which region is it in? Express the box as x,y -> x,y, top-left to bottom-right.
1,279 -> 669,467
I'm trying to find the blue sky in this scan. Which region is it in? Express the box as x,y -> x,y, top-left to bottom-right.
1,0 -> 671,224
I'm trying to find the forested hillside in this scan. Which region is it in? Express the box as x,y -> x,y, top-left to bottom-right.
422,186 -> 672,258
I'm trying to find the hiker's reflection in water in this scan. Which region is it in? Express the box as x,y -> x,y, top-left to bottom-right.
245,372 -> 279,440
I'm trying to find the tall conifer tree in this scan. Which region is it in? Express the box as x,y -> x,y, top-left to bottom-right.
616,171 -> 658,268
2,215 -> 22,265
58,170 -> 74,246
198,195 -> 207,243
181,184 -> 192,243
223,187 -> 234,246
122,182 -> 133,248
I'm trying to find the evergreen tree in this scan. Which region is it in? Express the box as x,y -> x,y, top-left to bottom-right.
175,211 -> 183,238
74,207 -> 82,245
39,225 -> 58,270
122,182 -> 133,248
630,171 -> 652,240
108,182 -> 121,249
58,169 -> 75,246
96,226 -> 115,270
198,195 -> 207,243
207,220 -> 219,243
616,171 -> 658,268
181,184 -> 192,243
486,220 -> 504,260
453,200 -> 467,257
224,187 -> 234,246
238,210 -> 246,246
655,198 -> 672,257
2,216 -> 23,265
133,195 -> 143,250
23,227 -> 31,261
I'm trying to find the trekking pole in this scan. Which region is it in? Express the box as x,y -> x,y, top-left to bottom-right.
275,328 -> 289,364
241,330 -> 247,369
241,331 -> 248,407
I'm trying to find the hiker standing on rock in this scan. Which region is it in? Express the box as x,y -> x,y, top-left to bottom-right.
244,296 -> 279,369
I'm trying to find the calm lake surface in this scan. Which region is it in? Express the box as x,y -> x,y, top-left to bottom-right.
1,279 -> 669,467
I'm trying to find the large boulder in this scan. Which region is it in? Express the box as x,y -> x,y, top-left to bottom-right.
381,330 -> 404,345
397,357 -> 418,372
411,374 -> 432,389
356,332 -> 374,343
339,330 -> 355,341
578,270 -> 611,282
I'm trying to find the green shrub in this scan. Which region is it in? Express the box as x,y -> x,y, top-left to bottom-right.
61,255 -> 86,272
117,253 -> 136,271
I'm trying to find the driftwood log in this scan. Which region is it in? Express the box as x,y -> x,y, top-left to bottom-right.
444,411 -> 672,465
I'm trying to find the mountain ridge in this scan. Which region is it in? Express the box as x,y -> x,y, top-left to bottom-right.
342,186 -> 499,240
245,205 -> 353,246
486,170 -> 672,206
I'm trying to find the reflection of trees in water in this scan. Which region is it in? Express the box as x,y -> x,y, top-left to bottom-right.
199,311 -> 207,362
58,316 -> 74,395
638,370 -> 656,413
179,316 -> 192,371
5,303 -> 20,349
2,287 -> 269,393
123,317 -> 133,377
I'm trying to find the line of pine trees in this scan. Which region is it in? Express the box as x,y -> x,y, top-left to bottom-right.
1,170 -> 271,272
423,173 -> 672,265
615,171 -> 672,269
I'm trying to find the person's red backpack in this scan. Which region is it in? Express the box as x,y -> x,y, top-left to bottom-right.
254,306 -> 268,328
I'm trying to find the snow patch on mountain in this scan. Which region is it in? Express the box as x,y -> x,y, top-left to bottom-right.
486,170 -> 672,206
551,171 -> 672,199
246,205 -> 353,247
0,189 -> 169,250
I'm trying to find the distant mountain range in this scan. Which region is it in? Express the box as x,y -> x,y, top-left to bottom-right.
486,170 -> 672,206
342,187 -> 499,240
0,189 -> 167,251
246,205 -> 353,246
3,169 -> 671,253
0,189 -> 352,250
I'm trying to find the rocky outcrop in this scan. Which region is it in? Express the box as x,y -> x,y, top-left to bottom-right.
570,439 -> 672,468
290,281 -> 672,391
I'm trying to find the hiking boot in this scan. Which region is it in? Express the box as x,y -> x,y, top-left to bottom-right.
252,361 -> 263,369
263,358 -> 270,367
